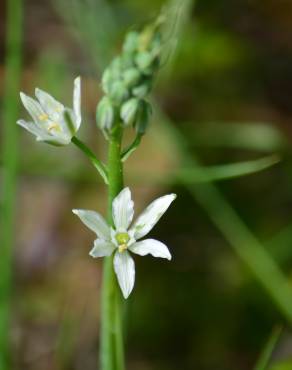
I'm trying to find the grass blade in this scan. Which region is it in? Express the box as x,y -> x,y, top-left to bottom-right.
55,0 -> 118,72
254,326 -> 282,370
176,155 -> 280,183
0,0 -> 23,367
155,107 -> 292,325
189,122 -> 287,152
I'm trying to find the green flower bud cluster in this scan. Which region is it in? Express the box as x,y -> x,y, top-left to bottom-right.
96,20 -> 163,136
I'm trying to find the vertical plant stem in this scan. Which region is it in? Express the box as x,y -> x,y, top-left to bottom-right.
100,124 -> 125,370
0,0 -> 22,368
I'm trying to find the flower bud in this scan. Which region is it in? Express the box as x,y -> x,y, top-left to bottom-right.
120,98 -> 139,126
110,57 -> 122,78
96,96 -> 115,131
122,68 -> 141,88
135,51 -> 155,71
101,69 -> 111,94
102,57 -> 123,94
132,80 -> 151,99
123,31 -> 139,53
121,53 -> 135,70
108,80 -> 129,105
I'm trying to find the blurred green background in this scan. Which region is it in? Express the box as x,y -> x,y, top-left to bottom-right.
2,0 -> 292,369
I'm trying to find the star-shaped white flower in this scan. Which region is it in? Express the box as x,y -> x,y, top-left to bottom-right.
73,187 -> 176,298
17,77 -> 81,145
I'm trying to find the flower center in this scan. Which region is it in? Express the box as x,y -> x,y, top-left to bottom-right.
48,122 -> 61,132
115,232 -> 130,253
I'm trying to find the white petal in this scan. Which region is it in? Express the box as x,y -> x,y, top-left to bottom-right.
35,88 -> 76,138
17,119 -> 46,138
17,119 -> 66,145
72,209 -> 110,240
129,239 -> 171,260
112,187 -> 134,230
20,92 -> 46,124
73,77 -> 81,129
130,193 -> 176,239
89,239 -> 115,258
37,135 -> 70,146
35,88 -> 64,119
113,251 -> 135,299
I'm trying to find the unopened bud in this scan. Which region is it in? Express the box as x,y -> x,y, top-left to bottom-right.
120,98 -> 139,126
96,96 -> 115,131
123,31 -> 139,53
123,68 -> 141,88
132,81 -> 151,99
101,57 -> 123,95
108,80 -> 129,105
135,51 -> 155,71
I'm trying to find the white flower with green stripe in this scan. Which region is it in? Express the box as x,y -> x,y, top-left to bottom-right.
73,187 -> 176,298
17,77 -> 81,145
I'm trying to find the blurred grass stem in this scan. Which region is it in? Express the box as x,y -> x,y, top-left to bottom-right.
0,0 -> 23,368
100,124 -> 125,370
253,326 -> 282,370
156,107 -> 292,324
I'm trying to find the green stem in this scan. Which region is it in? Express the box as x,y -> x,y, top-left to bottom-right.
100,124 -> 125,370
71,136 -> 108,184
0,0 -> 23,368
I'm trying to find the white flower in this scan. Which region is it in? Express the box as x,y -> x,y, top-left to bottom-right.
17,77 -> 81,145
73,187 -> 176,298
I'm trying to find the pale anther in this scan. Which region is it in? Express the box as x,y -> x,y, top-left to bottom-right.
48,123 -> 61,131
39,113 -> 49,121
118,244 -> 128,253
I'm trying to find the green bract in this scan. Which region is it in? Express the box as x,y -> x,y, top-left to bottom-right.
135,100 -> 152,134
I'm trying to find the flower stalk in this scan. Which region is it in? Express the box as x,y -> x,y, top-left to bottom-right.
101,122 -> 125,370
71,136 -> 108,184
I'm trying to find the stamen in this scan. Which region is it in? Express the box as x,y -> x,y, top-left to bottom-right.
118,244 -> 127,253
38,113 -> 49,121
48,122 -> 61,132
